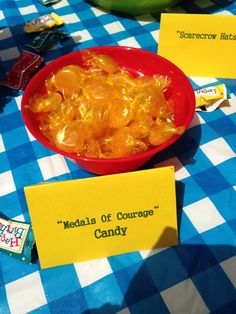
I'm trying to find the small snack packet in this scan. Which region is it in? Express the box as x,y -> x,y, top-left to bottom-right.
195,84 -> 227,111
0,217 -> 35,264
26,29 -> 69,53
1,50 -> 44,90
24,12 -> 64,33
38,0 -> 62,5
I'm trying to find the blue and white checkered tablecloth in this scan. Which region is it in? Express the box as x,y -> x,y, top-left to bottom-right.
1,0 -> 236,313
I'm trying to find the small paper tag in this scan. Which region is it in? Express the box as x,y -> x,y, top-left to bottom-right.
24,167 -> 178,269
0,219 -> 30,254
158,14 -> 236,79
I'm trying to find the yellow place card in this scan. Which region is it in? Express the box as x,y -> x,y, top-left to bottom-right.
158,13 -> 236,78
24,167 -> 178,269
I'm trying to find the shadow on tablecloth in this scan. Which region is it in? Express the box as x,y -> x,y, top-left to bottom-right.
0,22 -> 81,113
79,242 -> 236,314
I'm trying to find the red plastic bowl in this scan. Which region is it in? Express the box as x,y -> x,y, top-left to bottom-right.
21,46 -> 195,175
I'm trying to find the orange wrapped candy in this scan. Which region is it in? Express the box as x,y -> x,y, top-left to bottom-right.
29,51 -> 184,158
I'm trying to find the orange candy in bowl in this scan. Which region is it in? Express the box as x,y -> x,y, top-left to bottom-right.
22,46 -> 195,175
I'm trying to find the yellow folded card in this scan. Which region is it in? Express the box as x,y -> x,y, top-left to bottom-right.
158,13 -> 236,78
24,167 -> 178,269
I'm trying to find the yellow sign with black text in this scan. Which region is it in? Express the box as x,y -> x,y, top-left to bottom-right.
24,167 -> 178,269
158,14 -> 236,78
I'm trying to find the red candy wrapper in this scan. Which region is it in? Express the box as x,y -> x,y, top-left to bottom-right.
1,50 -> 44,90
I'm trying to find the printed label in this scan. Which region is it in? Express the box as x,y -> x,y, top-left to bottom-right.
0,219 -> 29,253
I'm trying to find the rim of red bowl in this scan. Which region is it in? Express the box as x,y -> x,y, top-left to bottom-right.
21,46 -> 196,164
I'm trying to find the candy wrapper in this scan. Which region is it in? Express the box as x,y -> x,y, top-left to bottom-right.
195,84 -> 227,112
38,0 -> 62,5
26,29 -> 69,53
1,50 -> 44,90
0,217 -> 35,264
24,12 -> 64,33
